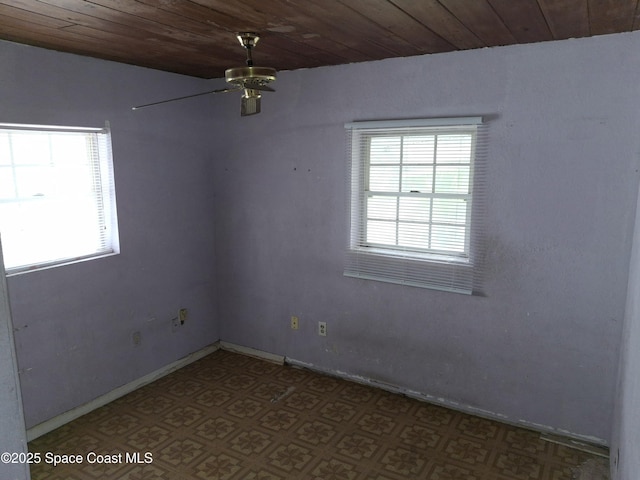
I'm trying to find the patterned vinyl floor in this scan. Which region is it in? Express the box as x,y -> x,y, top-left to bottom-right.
29,349 -> 606,480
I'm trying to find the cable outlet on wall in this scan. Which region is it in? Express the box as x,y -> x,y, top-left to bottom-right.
318,321 -> 327,336
291,316 -> 299,330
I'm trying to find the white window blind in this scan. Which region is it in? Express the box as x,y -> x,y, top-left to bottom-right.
345,117 -> 486,294
0,123 -> 119,274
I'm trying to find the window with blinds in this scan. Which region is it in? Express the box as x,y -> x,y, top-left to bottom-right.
345,117 -> 485,294
0,123 -> 119,274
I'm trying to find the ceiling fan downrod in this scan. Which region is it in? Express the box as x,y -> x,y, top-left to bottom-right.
237,32 -> 259,67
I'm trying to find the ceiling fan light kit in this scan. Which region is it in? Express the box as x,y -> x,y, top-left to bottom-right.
132,32 -> 276,116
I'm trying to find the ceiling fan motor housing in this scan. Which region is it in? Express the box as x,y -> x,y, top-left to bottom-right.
225,66 -> 277,89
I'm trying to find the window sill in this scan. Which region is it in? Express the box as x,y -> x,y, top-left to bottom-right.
6,251 -> 119,277
351,246 -> 470,266
344,247 -> 474,294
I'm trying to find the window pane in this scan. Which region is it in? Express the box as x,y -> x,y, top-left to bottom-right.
0,126 -> 118,272
398,223 -> 430,249
432,198 -> 468,224
370,136 -> 400,164
14,166 -> 52,198
401,165 -> 432,193
0,134 -> 11,165
369,165 -> 399,192
367,220 -> 396,245
434,165 -> 470,194
50,134 -> 92,166
10,132 -> 52,165
403,136 -> 434,164
49,198 -> 103,252
52,165 -> 95,198
0,167 -> 16,199
436,134 -> 472,163
399,197 -> 430,222
367,196 -> 397,220
431,225 -> 466,252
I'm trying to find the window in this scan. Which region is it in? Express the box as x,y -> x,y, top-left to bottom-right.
0,123 -> 119,274
345,117 -> 484,294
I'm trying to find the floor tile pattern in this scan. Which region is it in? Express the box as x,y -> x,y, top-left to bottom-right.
29,350 -> 605,479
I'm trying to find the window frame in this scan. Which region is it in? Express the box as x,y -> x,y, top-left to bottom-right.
345,117 -> 484,294
0,122 -> 119,275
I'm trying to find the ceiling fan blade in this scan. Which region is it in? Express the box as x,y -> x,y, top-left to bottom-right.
132,87 -> 240,110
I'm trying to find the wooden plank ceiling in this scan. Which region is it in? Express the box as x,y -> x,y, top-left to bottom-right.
1,0 -> 639,78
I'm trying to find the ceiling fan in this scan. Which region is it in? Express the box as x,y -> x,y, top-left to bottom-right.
132,32 -> 276,116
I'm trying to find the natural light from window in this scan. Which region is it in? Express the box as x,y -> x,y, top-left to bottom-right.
365,133 -> 473,256
0,124 -> 119,274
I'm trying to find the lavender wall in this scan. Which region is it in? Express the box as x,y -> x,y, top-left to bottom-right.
611,181 -> 640,478
214,33 -> 640,443
1,40 -> 222,428
3,30 -> 640,447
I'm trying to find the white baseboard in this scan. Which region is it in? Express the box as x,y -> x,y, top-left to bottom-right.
285,357 -> 609,449
26,340 -> 608,451
27,342 -> 220,441
218,341 -> 285,364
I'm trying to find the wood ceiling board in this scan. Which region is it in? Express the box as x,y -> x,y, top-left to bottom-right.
537,0 -> 590,38
267,30 -> 372,66
7,1 -> 245,76
336,0 -> 456,54
251,34 -> 352,70
130,2 -> 337,72
189,0 -> 281,26
59,24 -> 220,63
188,0 -> 376,64
0,3 -> 74,29
438,0 -> 518,46
34,0 -> 230,47
86,0 -> 237,51
3,0 -> 214,53
0,6 -> 227,77
1,0 -> 638,78
588,0 -> 639,34
487,0 -> 553,43
388,0 -> 486,50
0,18 -> 194,74
253,0 -> 413,59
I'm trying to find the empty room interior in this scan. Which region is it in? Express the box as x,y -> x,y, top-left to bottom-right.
1,1 -> 640,479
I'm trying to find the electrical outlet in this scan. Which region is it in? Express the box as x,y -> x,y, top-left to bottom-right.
179,308 -> 188,325
318,321 -> 327,336
291,316 -> 299,330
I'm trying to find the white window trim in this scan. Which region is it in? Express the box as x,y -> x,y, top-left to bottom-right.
0,122 -> 119,276
345,117 -> 485,294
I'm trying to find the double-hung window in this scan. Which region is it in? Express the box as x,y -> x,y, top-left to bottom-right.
0,123 -> 119,274
345,117 -> 484,294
